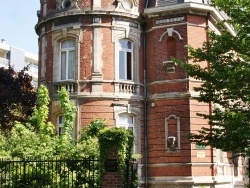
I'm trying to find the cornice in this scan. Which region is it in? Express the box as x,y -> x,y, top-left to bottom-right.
143,2 -> 236,36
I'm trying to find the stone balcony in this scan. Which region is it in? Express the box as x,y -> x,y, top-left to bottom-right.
53,80 -> 141,98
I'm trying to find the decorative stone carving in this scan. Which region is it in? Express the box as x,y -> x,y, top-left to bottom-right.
116,0 -> 138,11
159,28 -> 183,42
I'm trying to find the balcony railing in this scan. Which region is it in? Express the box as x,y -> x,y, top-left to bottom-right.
53,81 -> 139,96
0,57 -> 9,67
119,83 -> 136,94
54,81 -> 77,94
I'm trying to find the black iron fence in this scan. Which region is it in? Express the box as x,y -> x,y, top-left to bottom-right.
0,158 -> 100,188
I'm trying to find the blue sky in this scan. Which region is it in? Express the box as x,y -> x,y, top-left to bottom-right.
0,1 -> 40,55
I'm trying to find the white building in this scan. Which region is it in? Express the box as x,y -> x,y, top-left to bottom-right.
0,39 -> 38,87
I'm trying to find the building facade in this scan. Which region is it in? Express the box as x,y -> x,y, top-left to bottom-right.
35,0 -> 246,187
0,39 -> 38,87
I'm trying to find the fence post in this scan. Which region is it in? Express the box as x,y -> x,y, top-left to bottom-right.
23,159 -> 26,186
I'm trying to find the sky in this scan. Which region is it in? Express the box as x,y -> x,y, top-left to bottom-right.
0,1 -> 40,55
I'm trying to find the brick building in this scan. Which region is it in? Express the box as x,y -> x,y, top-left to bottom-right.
35,0 -> 246,187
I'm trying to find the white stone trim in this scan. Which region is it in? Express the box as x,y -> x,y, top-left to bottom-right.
52,28 -> 81,82
112,18 -> 141,94
114,104 -> 141,155
165,114 -> 181,152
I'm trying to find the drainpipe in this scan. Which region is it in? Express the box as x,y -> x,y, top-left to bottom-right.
206,11 -> 214,180
142,7 -> 148,188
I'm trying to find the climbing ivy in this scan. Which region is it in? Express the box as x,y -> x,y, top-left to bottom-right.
98,127 -> 134,188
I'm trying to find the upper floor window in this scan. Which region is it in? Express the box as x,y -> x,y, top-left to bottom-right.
119,39 -> 133,81
60,40 -> 75,80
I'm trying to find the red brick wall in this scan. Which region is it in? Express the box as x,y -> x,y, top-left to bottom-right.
101,172 -> 123,188
145,13 -> 212,179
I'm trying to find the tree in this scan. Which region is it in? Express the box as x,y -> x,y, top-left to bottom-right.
0,66 -> 37,131
174,0 -> 250,156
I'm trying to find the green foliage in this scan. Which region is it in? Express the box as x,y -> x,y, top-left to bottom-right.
98,127 -> 134,188
55,88 -> 77,158
30,85 -> 54,136
0,85 -> 135,187
58,87 -> 77,135
174,0 -> 250,157
0,86 -> 102,187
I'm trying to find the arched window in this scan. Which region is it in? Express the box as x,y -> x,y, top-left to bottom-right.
60,39 -> 75,80
119,39 -> 133,80
57,115 -> 64,135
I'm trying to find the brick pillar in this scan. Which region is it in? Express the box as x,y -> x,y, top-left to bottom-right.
101,148 -> 123,188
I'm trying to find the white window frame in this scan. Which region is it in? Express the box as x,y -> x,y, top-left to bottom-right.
118,39 -> 133,81
60,39 -> 75,81
57,115 -> 64,135
117,113 -> 136,153
118,113 -> 134,131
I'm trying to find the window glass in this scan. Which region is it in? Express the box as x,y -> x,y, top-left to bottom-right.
127,52 -> 132,80
57,115 -> 64,136
118,113 -> 135,153
119,114 -> 134,126
61,40 -> 75,49
119,51 -> 125,80
119,39 -> 133,81
60,40 -> 75,80
57,115 -> 75,137
119,40 -> 132,49
61,51 -> 66,80
68,50 -> 75,79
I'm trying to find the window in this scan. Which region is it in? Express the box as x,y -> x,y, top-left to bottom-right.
57,114 -> 75,137
118,114 -> 135,152
57,115 -> 64,135
60,40 -> 75,80
119,39 -> 133,80
118,114 -> 134,131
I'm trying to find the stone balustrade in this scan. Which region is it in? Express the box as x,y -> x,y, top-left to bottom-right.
119,82 -> 137,94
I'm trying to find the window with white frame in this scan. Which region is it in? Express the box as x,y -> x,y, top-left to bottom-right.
118,113 -> 134,131
57,115 -> 64,135
119,39 -> 133,80
118,113 -> 136,153
60,40 -> 75,80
